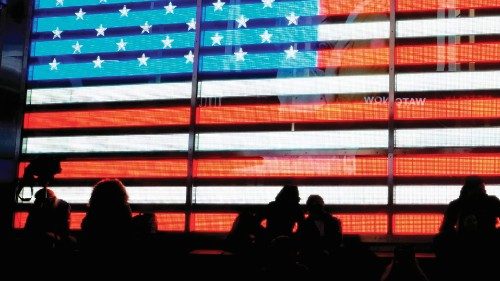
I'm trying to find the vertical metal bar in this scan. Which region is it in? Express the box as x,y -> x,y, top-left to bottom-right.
185,0 -> 204,233
387,0 -> 397,237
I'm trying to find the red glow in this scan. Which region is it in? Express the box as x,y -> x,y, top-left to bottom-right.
318,48 -> 389,68
156,213 -> 185,232
397,42 -> 500,66
195,156 -> 388,178
396,97 -> 500,121
23,107 -> 190,130
395,154 -> 500,177
13,212 -> 29,229
397,0 -> 500,12
198,102 -> 388,125
393,213 -> 443,235
18,159 -> 188,179
190,213 -> 238,232
334,213 -> 388,234
70,212 -> 85,230
320,0 -> 389,15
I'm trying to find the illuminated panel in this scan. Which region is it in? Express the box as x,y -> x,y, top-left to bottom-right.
318,22 -> 390,41
393,214 -> 443,235
24,107 -> 190,130
397,16 -> 500,38
13,212 -> 28,229
318,48 -> 389,68
397,0 -> 500,12
18,159 -> 188,179
395,97 -> 500,121
195,156 -> 387,178
190,213 -> 238,233
395,154 -> 500,177
156,213 -> 185,232
320,0 -> 389,15
23,134 -> 189,154
397,42 -> 500,65
199,76 -> 389,98
198,102 -> 388,125
197,130 -> 388,151
334,213 -> 388,234
70,212 -> 85,230
193,186 -> 387,205
27,82 -> 192,105
396,71 -> 500,92
395,185 -> 500,205
396,127 -> 500,148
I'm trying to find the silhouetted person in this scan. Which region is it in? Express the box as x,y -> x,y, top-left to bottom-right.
259,236 -> 308,279
298,195 -> 342,272
21,157 -> 72,251
81,178 -> 132,254
262,185 -> 304,240
380,245 -> 429,281
435,176 -> 500,281
225,211 -> 265,256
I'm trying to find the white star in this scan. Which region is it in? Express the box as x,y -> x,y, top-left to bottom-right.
184,50 -> 194,63
161,36 -> 174,49
72,41 -> 83,54
116,38 -> 127,51
211,32 -> 223,46
99,0 -> 107,3
137,53 -> 149,66
75,8 -> 86,20
262,0 -> 274,8
286,12 -> 299,25
234,47 -> 247,62
95,24 -> 107,36
212,0 -> 225,11
140,21 -> 152,34
260,29 -> 272,43
119,5 -> 130,17
236,15 -> 249,28
93,56 -> 104,68
55,0 -> 64,7
49,58 -> 60,70
164,2 -> 176,14
284,45 -> 298,59
52,27 -> 63,39
187,18 -> 196,31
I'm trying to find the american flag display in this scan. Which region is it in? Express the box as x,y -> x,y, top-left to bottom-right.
15,0 -> 500,236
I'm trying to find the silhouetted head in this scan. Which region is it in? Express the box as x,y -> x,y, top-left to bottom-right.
89,179 -> 129,209
306,194 -> 325,215
33,188 -> 57,207
459,176 -> 486,200
23,156 -> 62,187
275,185 -> 300,204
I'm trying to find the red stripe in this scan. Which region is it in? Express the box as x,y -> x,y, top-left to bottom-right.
393,213 -> 443,235
24,107 -> 190,129
198,102 -> 388,125
395,97 -> 500,121
397,0 -> 500,12
19,159 -> 188,179
195,156 -> 388,178
320,0 -> 389,15
334,213 -> 388,234
317,47 -> 389,68
190,213 -> 238,233
13,212 -> 29,229
395,154 -> 500,177
70,212 -> 85,230
397,42 -> 500,66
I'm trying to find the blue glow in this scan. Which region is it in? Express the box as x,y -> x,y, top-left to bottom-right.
36,0 -> 190,9
34,7 -> 196,32
31,32 -> 195,56
30,56 -> 192,80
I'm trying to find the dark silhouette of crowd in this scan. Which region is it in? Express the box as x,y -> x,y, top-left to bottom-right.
12,157 -> 500,280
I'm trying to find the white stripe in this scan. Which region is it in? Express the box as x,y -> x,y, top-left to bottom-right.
395,185 -> 500,205
396,71 -> 500,92
199,75 -> 389,98
27,82 -> 192,105
193,186 -> 388,205
197,130 -> 388,151
18,186 -> 186,204
23,134 -> 189,153
318,21 -> 389,41
397,16 -> 500,38
396,127 -> 500,148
